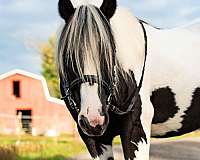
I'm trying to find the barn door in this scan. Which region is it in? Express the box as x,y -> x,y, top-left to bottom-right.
16,109 -> 32,134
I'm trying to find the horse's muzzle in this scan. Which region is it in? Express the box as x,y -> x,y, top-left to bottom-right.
78,111 -> 109,137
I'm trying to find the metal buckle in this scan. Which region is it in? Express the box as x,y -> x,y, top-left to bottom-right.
109,104 -> 116,112
61,95 -> 67,100
106,94 -> 112,105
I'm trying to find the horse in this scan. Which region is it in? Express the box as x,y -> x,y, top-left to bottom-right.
57,0 -> 200,159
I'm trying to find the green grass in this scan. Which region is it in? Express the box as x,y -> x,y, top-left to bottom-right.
113,136 -> 121,145
0,134 -> 122,160
2,131 -> 199,160
151,130 -> 200,142
0,134 -> 86,160
167,130 -> 200,140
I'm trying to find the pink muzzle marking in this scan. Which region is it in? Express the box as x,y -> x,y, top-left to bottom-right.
88,115 -> 105,128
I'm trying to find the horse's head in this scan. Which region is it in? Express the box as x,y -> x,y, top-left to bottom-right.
57,0 -> 117,137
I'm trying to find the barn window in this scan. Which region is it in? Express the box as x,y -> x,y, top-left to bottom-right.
13,81 -> 21,98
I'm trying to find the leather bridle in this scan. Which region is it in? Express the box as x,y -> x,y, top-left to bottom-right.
61,74 -> 114,113
61,21 -> 148,116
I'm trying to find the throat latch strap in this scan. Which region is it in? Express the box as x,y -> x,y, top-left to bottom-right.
107,21 -> 148,115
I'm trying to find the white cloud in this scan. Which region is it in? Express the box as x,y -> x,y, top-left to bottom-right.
0,0 -> 61,74
134,0 -> 170,10
178,6 -> 200,17
122,0 -> 200,27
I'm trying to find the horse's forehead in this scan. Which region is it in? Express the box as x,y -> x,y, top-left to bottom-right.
71,0 -> 103,8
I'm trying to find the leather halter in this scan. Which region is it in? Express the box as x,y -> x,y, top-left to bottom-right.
61,75 -> 113,113
61,21 -> 148,115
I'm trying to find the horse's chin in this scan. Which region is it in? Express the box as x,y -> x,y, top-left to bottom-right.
78,111 -> 109,137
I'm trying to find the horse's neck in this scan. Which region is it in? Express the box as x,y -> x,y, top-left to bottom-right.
111,7 -> 146,84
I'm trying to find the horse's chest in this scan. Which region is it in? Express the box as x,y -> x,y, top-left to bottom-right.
150,86 -> 200,137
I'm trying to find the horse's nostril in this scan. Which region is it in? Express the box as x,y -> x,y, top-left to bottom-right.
100,110 -> 105,116
80,115 -> 90,129
98,109 -> 104,116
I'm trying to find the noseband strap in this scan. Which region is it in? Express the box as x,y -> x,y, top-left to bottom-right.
70,75 -> 112,93
61,75 -> 113,113
61,21 -> 148,116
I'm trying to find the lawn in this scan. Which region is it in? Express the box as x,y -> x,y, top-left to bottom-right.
0,134 -> 121,160
0,134 -> 86,160
2,131 -> 199,160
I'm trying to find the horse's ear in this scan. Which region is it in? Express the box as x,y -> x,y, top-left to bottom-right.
100,0 -> 117,19
58,0 -> 75,22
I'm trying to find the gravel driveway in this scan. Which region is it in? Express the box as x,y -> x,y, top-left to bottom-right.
68,138 -> 200,160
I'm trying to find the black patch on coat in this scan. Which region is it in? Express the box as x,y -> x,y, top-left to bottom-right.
158,87 -> 200,138
152,87 -> 200,138
151,87 -> 179,124
180,88 -> 200,132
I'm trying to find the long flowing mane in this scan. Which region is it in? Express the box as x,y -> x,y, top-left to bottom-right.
57,5 -> 116,84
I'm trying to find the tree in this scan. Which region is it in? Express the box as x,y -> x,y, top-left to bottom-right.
39,35 -> 60,98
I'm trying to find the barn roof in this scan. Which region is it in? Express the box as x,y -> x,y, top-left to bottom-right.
0,69 -> 65,105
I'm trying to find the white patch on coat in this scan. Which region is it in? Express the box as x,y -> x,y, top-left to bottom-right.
80,83 -> 102,116
140,64 -> 154,137
110,7 -> 145,84
134,139 -> 150,160
134,83 -> 154,160
144,23 -> 200,136
99,145 -> 113,160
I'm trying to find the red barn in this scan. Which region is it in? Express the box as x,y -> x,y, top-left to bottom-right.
0,69 -> 75,136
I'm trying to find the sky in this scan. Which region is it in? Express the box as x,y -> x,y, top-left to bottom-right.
1,0 -> 200,75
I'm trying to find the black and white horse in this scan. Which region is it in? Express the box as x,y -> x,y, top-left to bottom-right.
57,0 -> 200,159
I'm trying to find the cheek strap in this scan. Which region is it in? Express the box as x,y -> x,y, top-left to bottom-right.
61,75 -> 113,113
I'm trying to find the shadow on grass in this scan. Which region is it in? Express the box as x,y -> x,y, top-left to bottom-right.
0,147 -> 17,160
18,155 -> 67,160
0,147 -> 72,160
18,155 -> 83,160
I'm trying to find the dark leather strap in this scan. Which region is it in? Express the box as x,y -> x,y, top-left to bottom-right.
108,21 -> 148,115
